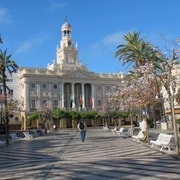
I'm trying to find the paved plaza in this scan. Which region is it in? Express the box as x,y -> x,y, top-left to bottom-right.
0,128 -> 180,180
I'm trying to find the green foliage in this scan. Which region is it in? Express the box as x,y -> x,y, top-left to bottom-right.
129,111 -> 136,118
84,111 -> 97,119
52,109 -> 72,119
177,119 -> 180,125
79,111 -> 87,119
69,110 -> 81,120
51,109 -> 97,120
114,31 -> 158,67
111,111 -> 129,119
109,111 -> 119,119
27,113 -> 39,120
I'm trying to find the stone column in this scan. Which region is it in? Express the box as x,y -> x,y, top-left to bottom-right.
61,83 -> 64,108
24,79 -> 29,112
60,83 -> 64,108
23,79 -> 29,130
48,82 -> 52,108
81,83 -> 85,108
36,82 -> 41,110
71,83 -> 75,108
91,84 -> 95,108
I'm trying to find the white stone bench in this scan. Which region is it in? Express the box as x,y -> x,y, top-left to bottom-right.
150,133 -> 174,151
9,133 -> 24,143
132,131 -> 144,142
23,131 -> 34,139
103,126 -> 109,131
111,127 -> 118,133
116,128 -> 130,137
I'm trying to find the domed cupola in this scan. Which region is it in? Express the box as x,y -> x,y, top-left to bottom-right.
61,17 -> 72,38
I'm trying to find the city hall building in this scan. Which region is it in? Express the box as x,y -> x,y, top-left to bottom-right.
6,20 -> 179,131
10,20 -> 123,129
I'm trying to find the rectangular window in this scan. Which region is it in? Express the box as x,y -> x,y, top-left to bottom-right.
42,83 -> 47,89
30,100 -> 36,109
53,84 -> 58,89
30,83 -> 36,89
53,100 -> 58,108
8,79 -> 13,82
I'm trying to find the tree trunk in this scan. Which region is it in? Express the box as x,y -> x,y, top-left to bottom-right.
5,114 -> 9,144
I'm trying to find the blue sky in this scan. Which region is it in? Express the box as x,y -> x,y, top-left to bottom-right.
0,0 -> 180,74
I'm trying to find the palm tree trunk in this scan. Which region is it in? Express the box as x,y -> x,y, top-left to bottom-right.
2,72 -> 9,144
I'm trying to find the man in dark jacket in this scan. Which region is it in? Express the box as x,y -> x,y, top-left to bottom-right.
77,119 -> 87,142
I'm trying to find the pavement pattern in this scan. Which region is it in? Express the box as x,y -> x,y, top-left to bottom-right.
0,128 -> 180,180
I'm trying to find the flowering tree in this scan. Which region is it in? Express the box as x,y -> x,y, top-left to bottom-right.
107,63 -> 160,137
0,96 -> 22,143
96,102 -> 109,127
115,31 -> 180,154
153,47 -> 180,155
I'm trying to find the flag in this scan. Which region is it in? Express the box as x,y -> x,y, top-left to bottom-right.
79,95 -> 83,107
70,96 -> 74,108
90,97 -> 93,107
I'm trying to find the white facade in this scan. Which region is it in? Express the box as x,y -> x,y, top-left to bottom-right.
4,72 -> 22,101
14,20 -> 123,113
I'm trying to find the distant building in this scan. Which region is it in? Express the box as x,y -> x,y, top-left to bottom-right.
0,72 -> 22,131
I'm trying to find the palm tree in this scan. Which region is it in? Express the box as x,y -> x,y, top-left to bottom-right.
0,49 -> 19,144
115,31 -> 165,113
115,32 -> 167,137
114,31 -> 161,67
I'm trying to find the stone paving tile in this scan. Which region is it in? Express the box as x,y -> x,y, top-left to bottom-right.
0,128 -> 179,180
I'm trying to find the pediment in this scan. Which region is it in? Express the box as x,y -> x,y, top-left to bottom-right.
62,70 -> 95,79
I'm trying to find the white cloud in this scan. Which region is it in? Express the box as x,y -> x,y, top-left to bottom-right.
102,32 -> 125,46
16,42 -> 31,54
16,33 -> 50,54
0,8 -> 12,24
87,32 -> 125,59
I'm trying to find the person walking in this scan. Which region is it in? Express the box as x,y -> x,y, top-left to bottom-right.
77,119 -> 87,142
140,117 -> 148,142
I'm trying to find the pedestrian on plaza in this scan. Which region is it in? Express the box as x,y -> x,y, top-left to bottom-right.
44,121 -> 49,134
77,119 -> 87,142
140,117 -> 148,142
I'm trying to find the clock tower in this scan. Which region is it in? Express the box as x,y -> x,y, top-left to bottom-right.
47,18 -> 87,72
47,18 -> 83,72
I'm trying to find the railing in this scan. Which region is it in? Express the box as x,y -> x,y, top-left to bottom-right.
19,67 -> 124,79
